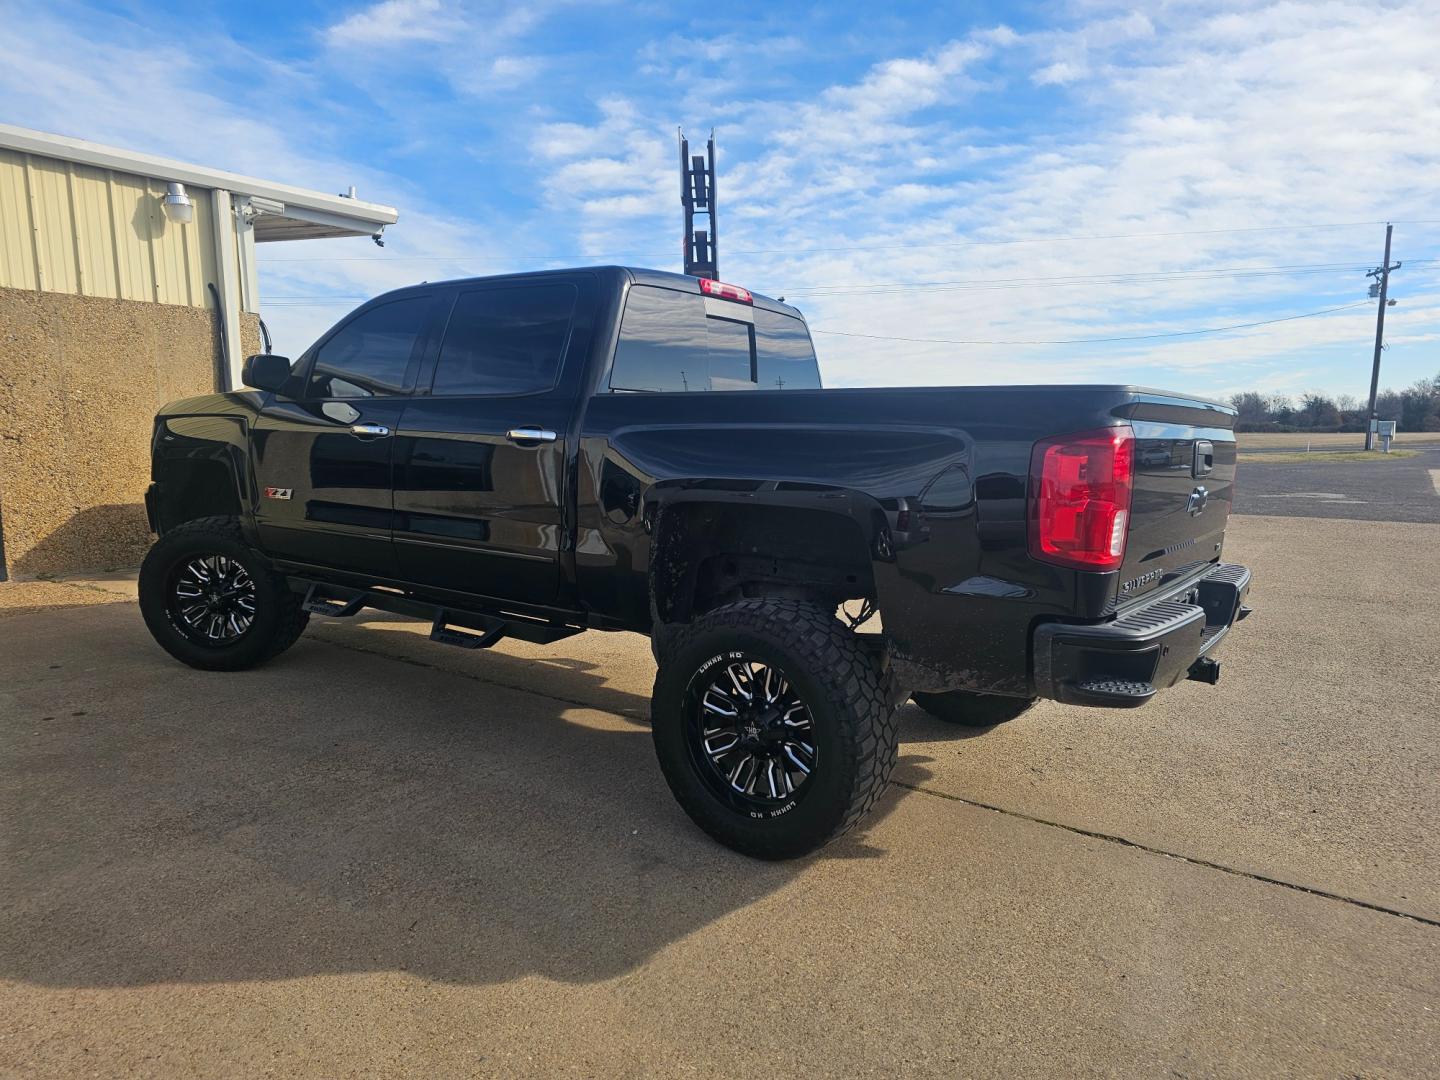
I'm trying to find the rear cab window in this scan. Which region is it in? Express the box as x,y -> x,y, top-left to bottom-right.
610,284 -> 821,393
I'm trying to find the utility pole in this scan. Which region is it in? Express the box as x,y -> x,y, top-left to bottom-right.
679,128 -> 717,279
1364,224 -> 1401,450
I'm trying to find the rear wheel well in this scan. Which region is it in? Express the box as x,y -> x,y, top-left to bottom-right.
651,503 -> 877,628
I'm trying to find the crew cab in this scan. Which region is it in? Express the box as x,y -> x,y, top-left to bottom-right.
139,266 -> 1252,858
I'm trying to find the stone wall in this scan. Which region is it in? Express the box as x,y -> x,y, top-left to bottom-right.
0,286 -> 260,578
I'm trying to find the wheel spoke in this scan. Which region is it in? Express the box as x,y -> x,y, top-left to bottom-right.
783,744 -> 813,775
702,691 -> 738,718
704,731 -> 740,756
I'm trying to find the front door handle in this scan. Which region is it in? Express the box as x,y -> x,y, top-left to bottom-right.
350,423 -> 391,439
506,427 -> 558,444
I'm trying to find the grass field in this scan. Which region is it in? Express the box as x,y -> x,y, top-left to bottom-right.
1236,431 -> 1438,450
1235,448 -> 1420,463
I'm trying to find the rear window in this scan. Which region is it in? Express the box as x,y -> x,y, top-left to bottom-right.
610,285 -> 820,392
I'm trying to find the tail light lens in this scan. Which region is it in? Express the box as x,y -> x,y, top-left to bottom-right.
1028,426 -> 1134,571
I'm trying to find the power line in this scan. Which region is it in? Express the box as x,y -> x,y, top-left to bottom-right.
809,301 -> 1374,347
782,263 -> 1399,296
261,260 -> 1439,305
256,218 -> 1440,265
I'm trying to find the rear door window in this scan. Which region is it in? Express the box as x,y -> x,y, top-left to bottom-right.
308,296 -> 431,399
431,284 -> 577,396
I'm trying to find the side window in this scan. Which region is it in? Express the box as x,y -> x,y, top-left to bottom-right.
755,311 -> 822,390
611,286 -> 708,392
432,284 -> 578,396
308,296 -> 430,399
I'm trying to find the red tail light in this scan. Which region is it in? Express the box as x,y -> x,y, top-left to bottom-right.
1028,426 -> 1134,571
699,278 -> 753,304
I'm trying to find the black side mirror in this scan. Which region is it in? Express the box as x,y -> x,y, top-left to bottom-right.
242,353 -> 293,394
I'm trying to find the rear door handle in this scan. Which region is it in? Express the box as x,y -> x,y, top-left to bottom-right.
506,427 -> 558,444
350,423 -> 391,439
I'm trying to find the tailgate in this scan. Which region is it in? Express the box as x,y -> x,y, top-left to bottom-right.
1116,396 -> 1236,607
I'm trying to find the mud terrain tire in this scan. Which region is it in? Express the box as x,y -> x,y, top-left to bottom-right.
651,598 -> 898,859
139,516 -> 308,672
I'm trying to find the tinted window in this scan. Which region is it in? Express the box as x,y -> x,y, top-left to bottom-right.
755,311 -> 821,390
433,284 -> 577,396
309,296 -> 429,399
706,317 -> 755,389
612,285 -> 819,392
611,286 -> 708,392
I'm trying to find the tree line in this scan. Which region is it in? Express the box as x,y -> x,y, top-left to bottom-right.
1229,371 -> 1440,432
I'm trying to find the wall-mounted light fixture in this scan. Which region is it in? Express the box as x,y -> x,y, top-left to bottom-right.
163,182 -> 193,224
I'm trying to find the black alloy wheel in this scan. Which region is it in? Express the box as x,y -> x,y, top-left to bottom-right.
166,554 -> 257,646
689,656 -> 818,811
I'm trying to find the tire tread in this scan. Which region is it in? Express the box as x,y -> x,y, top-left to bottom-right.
654,598 -> 899,858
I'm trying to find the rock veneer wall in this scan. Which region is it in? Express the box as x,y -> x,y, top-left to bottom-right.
0,286 -> 260,578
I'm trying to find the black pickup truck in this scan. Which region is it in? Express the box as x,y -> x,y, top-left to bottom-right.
140,266 -> 1252,858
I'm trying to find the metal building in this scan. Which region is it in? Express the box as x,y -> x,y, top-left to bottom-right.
0,123 -> 398,579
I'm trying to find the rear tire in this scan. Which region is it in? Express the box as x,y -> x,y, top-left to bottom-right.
651,598 -> 898,859
139,516 -> 308,672
911,689 -> 1036,727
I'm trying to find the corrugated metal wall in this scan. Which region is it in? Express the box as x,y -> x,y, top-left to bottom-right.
0,147 -> 234,308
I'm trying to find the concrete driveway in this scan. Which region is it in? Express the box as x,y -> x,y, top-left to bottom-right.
1,513 -> 1436,1077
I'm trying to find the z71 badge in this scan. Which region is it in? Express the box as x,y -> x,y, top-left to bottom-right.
263,487 -> 293,501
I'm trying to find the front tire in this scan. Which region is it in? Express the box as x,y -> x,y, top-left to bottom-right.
911,689 -> 1036,727
139,516 -> 308,671
651,599 -> 898,859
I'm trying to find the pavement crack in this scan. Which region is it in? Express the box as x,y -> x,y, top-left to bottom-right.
892,780 -> 1440,929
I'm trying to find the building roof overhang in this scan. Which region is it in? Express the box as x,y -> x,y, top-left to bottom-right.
0,122 -> 399,242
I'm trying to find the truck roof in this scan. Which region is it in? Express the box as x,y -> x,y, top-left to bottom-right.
415,265 -> 804,320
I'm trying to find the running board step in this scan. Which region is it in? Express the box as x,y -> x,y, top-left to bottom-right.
430,614 -> 508,650
291,579 -> 583,648
301,583 -> 366,618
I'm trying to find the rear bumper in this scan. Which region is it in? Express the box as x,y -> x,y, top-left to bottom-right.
1032,562 -> 1252,708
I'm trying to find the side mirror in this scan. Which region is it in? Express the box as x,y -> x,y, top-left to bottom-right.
242,353 -> 293,394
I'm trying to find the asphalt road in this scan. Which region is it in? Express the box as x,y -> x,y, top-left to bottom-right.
2,512 -> 1437,1078
1234,445 -> 1440,522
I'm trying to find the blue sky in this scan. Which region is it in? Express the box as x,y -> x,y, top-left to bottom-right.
4,0 -> 1440,401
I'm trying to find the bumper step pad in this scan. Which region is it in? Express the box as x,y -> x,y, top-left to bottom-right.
1066,679 -> 1158,708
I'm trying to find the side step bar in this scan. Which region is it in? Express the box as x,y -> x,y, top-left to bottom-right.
294,580 -> 583,650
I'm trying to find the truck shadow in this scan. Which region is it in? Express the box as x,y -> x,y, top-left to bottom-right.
0,601 -> 933,991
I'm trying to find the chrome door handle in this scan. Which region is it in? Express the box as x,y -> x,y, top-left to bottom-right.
506,427 -> 558,443
350,423 -> 391,438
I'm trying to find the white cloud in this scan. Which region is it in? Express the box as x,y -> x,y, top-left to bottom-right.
325,0 -> 460,46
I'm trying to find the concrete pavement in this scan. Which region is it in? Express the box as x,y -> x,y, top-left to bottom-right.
1,514 -> 1436,1077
